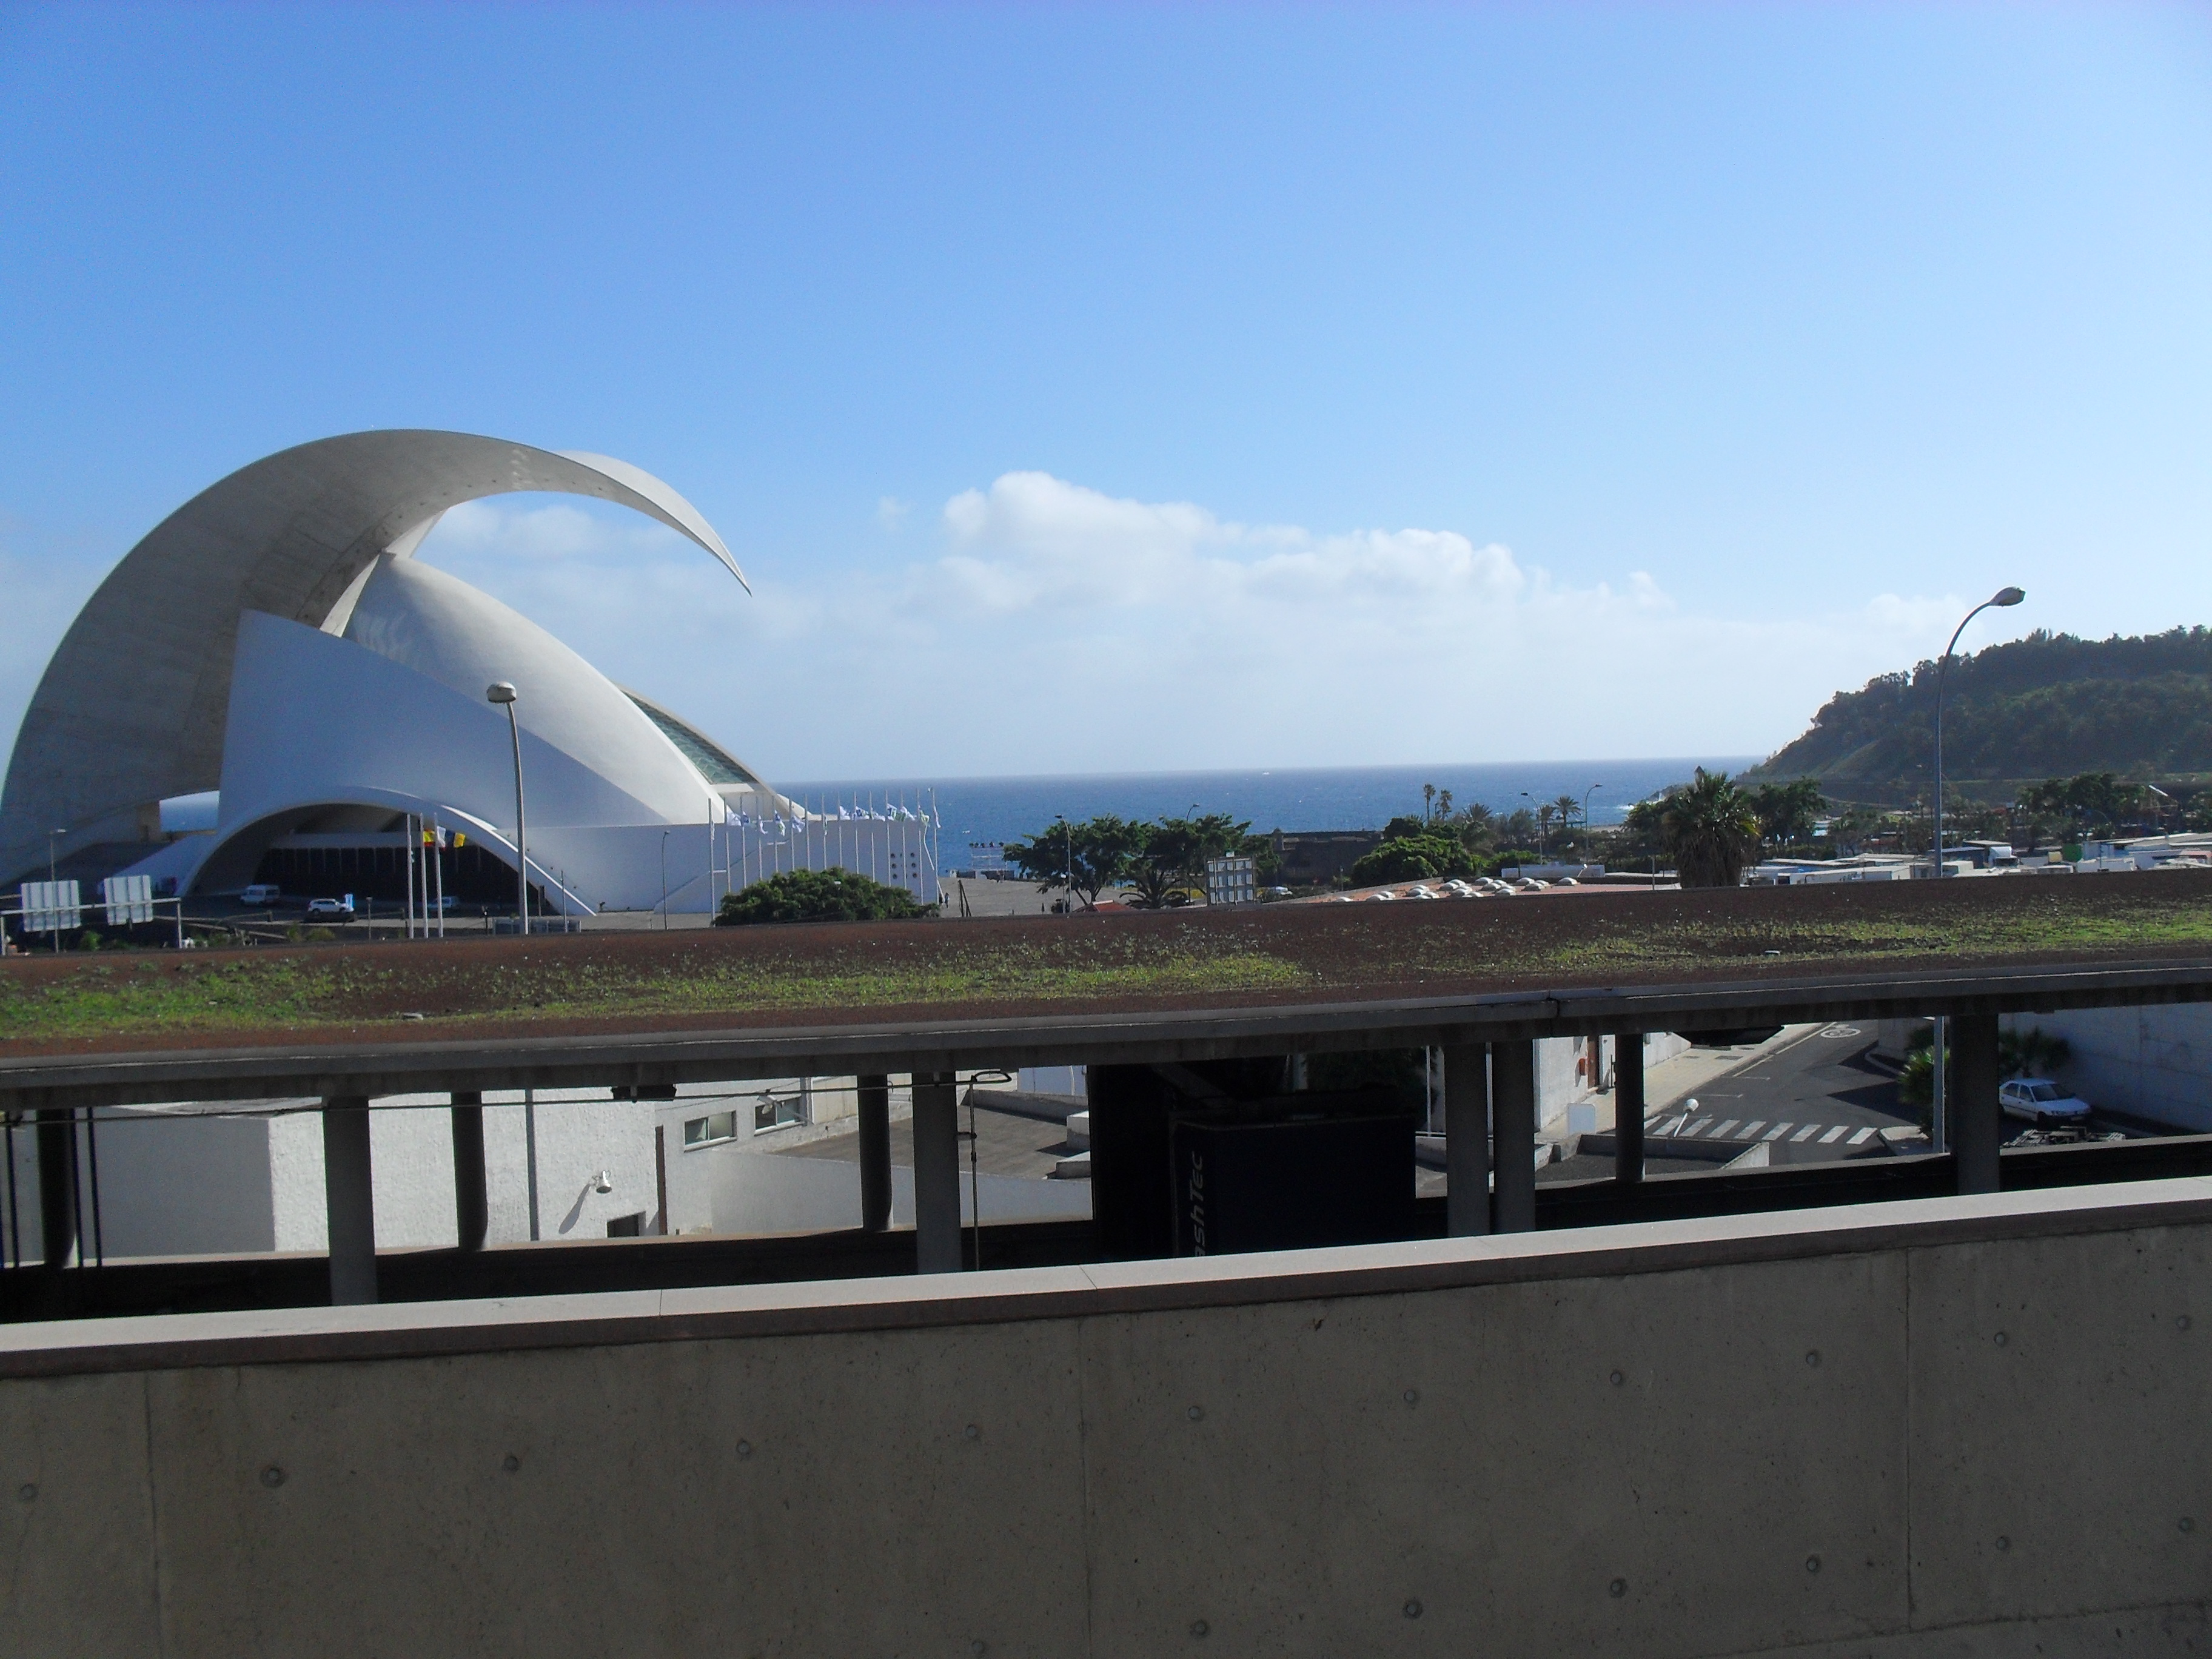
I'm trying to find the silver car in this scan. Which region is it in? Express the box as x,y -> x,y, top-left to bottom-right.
2000,1078 -> 2093,1124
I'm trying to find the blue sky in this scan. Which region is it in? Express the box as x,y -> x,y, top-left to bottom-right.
4,4 -> 2210,781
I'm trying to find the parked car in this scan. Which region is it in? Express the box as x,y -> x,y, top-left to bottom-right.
1999,1077 -> 2093,1124
305,896 -> 355,919
240,883 -> 281,905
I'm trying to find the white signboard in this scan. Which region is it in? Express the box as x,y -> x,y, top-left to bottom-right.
19,880 -> 82,934
102,873 -> 155,925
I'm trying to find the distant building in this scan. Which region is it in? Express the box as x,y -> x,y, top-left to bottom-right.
1207,855 -> 1257,906
1269,829 -> 1381,888
0,431 -> 939,926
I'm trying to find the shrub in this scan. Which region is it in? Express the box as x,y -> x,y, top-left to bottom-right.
714,868 -> 932,926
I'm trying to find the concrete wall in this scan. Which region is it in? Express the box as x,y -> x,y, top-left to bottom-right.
4,1178 -> 2205,1657
2003,1005 -> 2212,1134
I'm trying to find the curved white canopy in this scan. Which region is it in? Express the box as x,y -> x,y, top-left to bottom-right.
0,431 -> 746,880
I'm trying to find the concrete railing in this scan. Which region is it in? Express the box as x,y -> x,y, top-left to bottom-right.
4,1179 -> 2209,1657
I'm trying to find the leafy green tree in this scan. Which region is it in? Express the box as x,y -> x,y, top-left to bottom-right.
1660,768 -> 1762,888
1124,812 -> 1252,907
1003,815 -> 1145,907
1749,779 -> 1827,850
1350,833 -> 1472,886
715,868 -> 932,925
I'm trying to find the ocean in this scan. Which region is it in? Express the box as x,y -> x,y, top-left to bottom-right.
782,757 -> 1762,871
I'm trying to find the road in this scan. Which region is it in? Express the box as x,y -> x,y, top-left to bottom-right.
1646,1022 -> 1921,1157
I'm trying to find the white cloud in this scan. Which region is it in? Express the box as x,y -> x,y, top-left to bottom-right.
0,478 -> 2048,791
385,478 -> 1989,781
876,495 -> 910,531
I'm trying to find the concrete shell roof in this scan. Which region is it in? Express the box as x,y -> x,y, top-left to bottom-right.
0,431 -> 745,881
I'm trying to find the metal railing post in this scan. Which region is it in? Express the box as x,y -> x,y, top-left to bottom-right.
323,1095 -> 378,1304
451,1091 -> 487,1252
1952,1014 -> 2002,1195
1492,1040 -> 1538,1234
1443,1043 -> 1491,1238
857,1074 -> 893,1233
1614,1033 -> 1645,1186
911,1072 -> 962,1273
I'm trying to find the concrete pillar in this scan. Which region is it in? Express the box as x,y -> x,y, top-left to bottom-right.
1492,1039 -> 1538,1235
34,1109 -> 76,1270
1951,1013 -> 2002,1196
1614,1034 -> 1645,1187
450,1091 -> 487,1252
911,1072 -> 962,1273
857,1074 -> 892,1233
1443,1043 -> 1490,1238
323,1095 -> 378,1305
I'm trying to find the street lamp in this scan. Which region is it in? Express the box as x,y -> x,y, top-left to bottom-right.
486,682 -> 528,934
660,829 -> 671,932
1933,587 -> 2025,877
46,826 -> 66,955
1581,784 -> 1604,862
1520,791 -> 1540,859
1928,585 -> 2023,1157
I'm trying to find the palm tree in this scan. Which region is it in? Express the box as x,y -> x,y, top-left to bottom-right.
1552,794 -> 1582,859
1660,769 -> 1761,888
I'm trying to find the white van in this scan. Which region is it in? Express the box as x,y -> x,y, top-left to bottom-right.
240,883 -> 282,905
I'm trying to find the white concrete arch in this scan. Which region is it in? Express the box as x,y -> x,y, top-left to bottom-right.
0,431 -> 746,882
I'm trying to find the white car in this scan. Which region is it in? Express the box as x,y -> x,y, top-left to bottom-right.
2000,1078 -> 2093,1124
305,896 -> 355,919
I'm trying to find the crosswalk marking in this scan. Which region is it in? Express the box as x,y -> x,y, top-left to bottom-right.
1643,1114 -> 1897,1148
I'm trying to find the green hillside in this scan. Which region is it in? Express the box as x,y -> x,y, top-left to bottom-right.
1747,628 -> 2212,799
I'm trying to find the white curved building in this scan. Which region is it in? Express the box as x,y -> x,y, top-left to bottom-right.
1,431 -> 932,917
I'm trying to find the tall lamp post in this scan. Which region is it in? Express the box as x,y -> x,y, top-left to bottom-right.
1581,784 -> 1604,863
46,827 -> 66,955
1929,585 -> 2024,1153
1933,587 -> 2025,878
486,682 -> 528,935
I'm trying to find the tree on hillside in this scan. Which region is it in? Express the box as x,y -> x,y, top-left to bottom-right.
1750,779 -> 1826,850
716,868 -> 932,925
1004,815 -> 1145,907
1661,769 -> 1762,888
1746,626 -> 2212,793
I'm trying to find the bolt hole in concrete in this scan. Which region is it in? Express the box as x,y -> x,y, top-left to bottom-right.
16,1483 -> 34,1503
1189,1620 -> 1210,1638
1403,1599 -> 1423,1620
1806,1555 -> 1822,1574
965,1424 -> 980,1440
1996,1537 -> 2011,1552
1994,1331 -> 2008,1347
2179,1316 -> 2194,1331
1609,1370 -> 1625,1387
260,1466 -> 285,1489
501,1455 -> 520,1473
736,1440 -> 752,1459
1609,1579 -> 1627,1598
1806,1350 -> 1822,1367
1187,1405 -> 1205,1422
971,1642 -> 987,1656
1403,1389 -> 1419,1406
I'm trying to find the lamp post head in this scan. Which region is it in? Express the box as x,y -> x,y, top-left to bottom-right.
1991,586 -> 2025,608
486,682 -> 517,705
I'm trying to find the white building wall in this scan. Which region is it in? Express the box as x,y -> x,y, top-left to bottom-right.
2003,1005 -> 2212,1134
